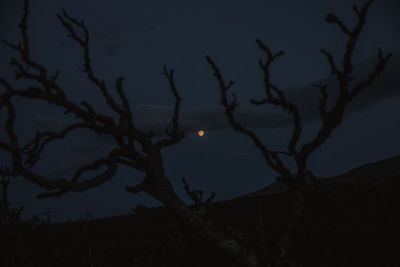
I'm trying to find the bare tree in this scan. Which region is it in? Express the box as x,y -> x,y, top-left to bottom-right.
0,167 -> 14,209
0,0 -> 391,266
0,166 -> 23,224
0,1 -> 259,266
206,0 -> 391,265
182,177 -> 216,214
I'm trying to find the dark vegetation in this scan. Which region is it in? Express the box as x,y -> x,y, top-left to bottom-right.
1,155 -> 400,267
0,167 -> 23,225
0,0 -> 395,266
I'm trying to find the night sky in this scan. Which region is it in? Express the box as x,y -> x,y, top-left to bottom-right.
0,0 -> 399,222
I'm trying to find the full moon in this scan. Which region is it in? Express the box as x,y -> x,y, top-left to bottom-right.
198,130 -> 205,137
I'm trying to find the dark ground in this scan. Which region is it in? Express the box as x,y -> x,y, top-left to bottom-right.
1,155 -> 400,267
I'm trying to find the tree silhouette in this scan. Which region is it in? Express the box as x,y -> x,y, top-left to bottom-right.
0,0 -> 392,266
0,0 -> 258,266
0,166 -> 23,224
206,0 -> 391,264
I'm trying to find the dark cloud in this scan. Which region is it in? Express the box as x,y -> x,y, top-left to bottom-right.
285,54 -> 400,122
33,105 -> 291,136
31,105 -> 290,177
58,17 -> 160,56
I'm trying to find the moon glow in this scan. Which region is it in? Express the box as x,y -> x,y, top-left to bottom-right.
198,130 -> 205,137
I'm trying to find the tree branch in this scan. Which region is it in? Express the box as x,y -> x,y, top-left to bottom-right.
154,65 -> 184,151
57,8 -> 123,115
205,55 -> 294,181
22,122 -> 90,167
182,177 -> 215,213
300,0 -> 390,159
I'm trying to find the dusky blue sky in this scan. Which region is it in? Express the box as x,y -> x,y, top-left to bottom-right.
0,0 -> 399,222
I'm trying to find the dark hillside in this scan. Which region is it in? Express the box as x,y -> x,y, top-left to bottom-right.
1,155 -> 400,267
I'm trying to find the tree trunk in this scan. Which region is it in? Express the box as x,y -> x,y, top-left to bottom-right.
138,169 -> 260,267
276,186 -> 306,267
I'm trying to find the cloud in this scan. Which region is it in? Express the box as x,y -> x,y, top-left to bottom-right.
34,105 -> 291,177
33,54 -> 399,177
58,17 -> 160,56
33,105 -> 292,137
285,53 -> 400,122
